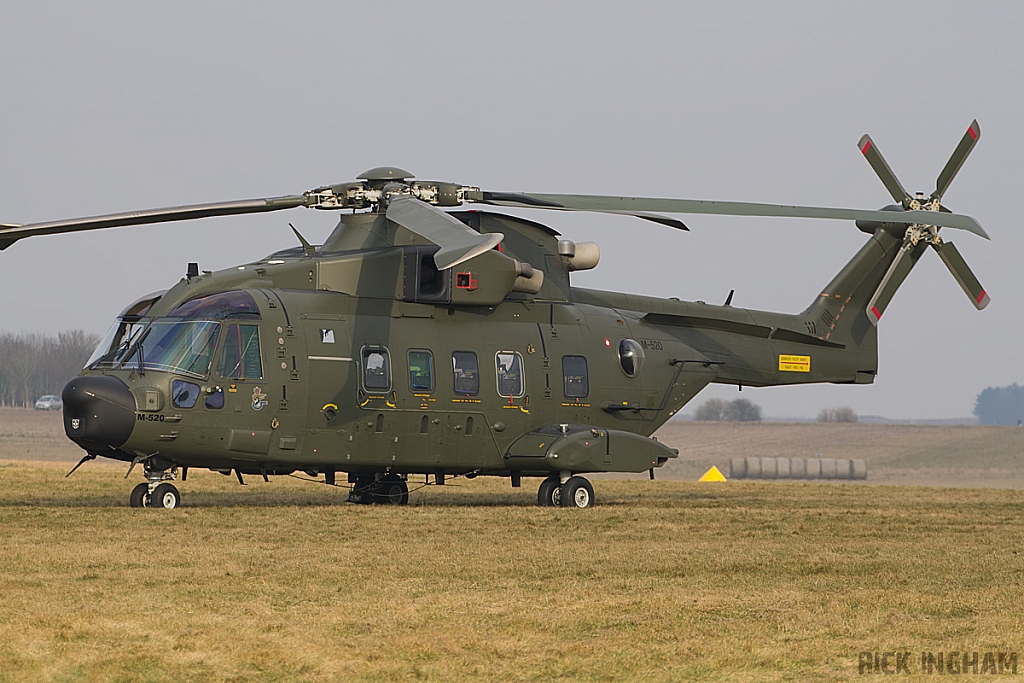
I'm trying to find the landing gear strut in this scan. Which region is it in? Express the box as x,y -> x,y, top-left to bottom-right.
129,465 -> 181,508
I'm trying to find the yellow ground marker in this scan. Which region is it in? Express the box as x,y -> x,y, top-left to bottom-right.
698,466 -> 727,482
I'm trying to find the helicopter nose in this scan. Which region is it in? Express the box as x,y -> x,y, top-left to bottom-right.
62,376 -> 137,452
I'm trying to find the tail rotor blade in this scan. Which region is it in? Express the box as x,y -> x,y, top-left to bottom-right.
866,239 -> 927,326
857,134 -> 911,205
931,239 -> 990,309
933,120 -> 981,201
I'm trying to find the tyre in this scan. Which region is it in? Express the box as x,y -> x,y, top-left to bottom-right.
376,478 -> 409,505
129,483 -> 148,508
537,477 -> 560,507
150,483 -> 181,509
559,476 -> 594,508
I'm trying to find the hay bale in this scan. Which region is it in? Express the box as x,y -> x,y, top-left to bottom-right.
819,458 -> 838,479
776,457 -> 791,479
760,456 -> 777,479
852,459 -> 868,480
805,458 -> 821,479
835,459 -> 853,480
790,458 -> 806,479
745,456 -> 762,479
730,457 -> 747,479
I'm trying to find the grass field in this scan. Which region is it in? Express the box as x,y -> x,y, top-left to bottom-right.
2,409 -> 1024,681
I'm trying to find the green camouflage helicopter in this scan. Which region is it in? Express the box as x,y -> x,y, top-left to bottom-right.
0,122 -> 989,508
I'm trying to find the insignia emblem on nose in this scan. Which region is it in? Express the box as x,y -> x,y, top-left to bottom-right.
71,418 -> 81,430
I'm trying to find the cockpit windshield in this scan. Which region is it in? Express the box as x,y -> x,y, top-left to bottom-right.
86,316 -> 152,369
168,291 -> 261,320
86,290 -> 258,377
123,321 -> 221,378
85,290 -> 166,369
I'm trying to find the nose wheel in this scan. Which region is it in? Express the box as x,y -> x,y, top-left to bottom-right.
537,474 -> 595,508
129,466 -> 181,508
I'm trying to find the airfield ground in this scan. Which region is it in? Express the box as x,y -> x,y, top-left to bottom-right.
1,408 -> 1023,681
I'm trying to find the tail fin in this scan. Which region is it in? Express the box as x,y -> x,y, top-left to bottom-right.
802,228 -> 912,370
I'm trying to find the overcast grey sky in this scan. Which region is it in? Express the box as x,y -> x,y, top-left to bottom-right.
0,1 -> 1020,419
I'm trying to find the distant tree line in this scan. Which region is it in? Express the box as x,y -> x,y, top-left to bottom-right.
0,331 -> 100,407
694,398 -> 762,422
974,384 -> 1024,426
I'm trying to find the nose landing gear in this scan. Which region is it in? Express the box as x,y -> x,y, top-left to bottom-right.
128,465 -> 181,508
537,473 -> 595,508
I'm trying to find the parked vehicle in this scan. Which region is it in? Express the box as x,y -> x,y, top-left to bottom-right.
34,395 -> 62,411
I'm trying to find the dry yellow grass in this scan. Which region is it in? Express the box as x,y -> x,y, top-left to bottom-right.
3,409 -> 1024,680
2,460 -> 1024,682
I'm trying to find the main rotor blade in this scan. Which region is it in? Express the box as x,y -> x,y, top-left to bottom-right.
477,192 -> 989,239
480,192 -> 687,231
933,120 -> 981,201
931,239 -> 990,309
385,196 -> 503,270
0,195 -> 309,250
865,237 -> 927,326
857,134 -> 911,205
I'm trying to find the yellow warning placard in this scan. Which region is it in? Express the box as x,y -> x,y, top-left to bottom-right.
779,354 -> 811,372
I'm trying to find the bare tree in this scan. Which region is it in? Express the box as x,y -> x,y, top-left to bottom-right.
725,398 -> 762,422
694,398 -> 728,421
694,397 -> 762,422
0,330 -> 100,407
817,406 -> 858,423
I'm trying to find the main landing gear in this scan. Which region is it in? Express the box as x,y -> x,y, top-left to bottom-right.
129,465 -> 181,509
347,473 -> 409,505
537,473 -> 595,508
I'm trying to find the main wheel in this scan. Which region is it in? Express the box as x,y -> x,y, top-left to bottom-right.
150,483 -> 181,509
537,477 -> 560,507
376,478 -> 409,505
129,483 -> 149,508
559,476 -> 594,508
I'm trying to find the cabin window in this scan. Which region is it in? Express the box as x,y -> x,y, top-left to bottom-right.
408,350 -> 434,392
362,346 -> 392,392
452,351 -> 479,395
495,351 -> 525,398
218,324 -> 263,380
618,339 -> 645,378
562,355 -> 589,398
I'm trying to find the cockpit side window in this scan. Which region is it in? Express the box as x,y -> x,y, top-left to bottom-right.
217,324 -> 263,380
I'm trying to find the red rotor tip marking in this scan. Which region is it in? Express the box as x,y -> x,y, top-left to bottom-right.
976,289 -> 986,304
968,126 -> 979,141
871,306 -> 882,320
860,140 -> 871,154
